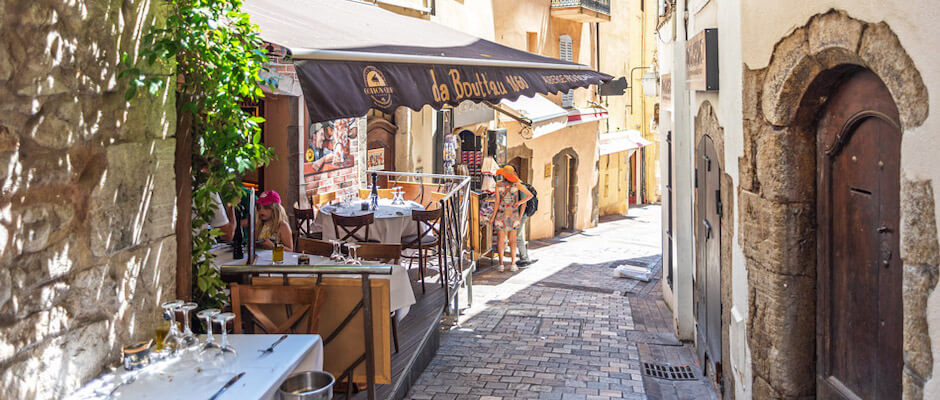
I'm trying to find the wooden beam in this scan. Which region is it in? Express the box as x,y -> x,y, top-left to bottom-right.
175,110 -> 194,301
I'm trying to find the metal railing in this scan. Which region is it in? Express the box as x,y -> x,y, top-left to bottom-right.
551,0 -> 611,15
370,170 -> 474,315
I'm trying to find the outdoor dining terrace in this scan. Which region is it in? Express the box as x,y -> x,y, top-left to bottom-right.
66,171 -> 474,400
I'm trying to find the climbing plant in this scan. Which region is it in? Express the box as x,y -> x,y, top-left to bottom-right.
121,0 -> 274,308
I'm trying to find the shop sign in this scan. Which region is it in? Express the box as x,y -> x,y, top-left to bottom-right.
367,148 -> 385,170
453,100 -> 495,127
686,28 -> 719,91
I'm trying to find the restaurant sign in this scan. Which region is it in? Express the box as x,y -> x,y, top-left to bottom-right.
660,73 -> 672,106
686,28 -> 719,91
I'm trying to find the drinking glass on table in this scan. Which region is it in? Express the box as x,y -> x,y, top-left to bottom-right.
197,308 -> 221,353
392,187 -> 405,205
179,302 -> 199,349
329,239 -> 345,262
345,243 -> 362,265
213,312 -> 237,358
158,300 -> 184,357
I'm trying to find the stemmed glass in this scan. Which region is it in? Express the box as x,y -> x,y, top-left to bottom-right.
391,187 -> 405,205
197,308 -> 221,353
213,312 -> 237,358
160,300 -> 184,356
179,302 -> 199,349
329,239 -> 345,262
345,243 -> 362,265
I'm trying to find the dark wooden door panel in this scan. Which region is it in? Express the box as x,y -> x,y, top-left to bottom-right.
694,136 -> 722,376
817,69 -> 901,400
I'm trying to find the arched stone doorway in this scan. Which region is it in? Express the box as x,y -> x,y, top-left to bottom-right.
552,148 -> 579,234
739,10 -> 931,399
366,119 -> 396,187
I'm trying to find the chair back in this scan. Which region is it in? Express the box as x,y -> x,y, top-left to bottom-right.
358,188 -> 371,199
293,203 -> 317,238
407,208 -> 442,248
355,243 -> 401,264
425,191 -> 448,210
230,283 -> 324,334
332,212 -> 374,242
377,188 -> 394,199
389,181 -> 422,203
296,237 -> 333,257
312,191 -> 336,211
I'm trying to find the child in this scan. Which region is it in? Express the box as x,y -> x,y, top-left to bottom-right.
255,190 -> 293,251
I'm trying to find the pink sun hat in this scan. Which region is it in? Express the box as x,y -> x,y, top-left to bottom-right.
256,190 -> 281,206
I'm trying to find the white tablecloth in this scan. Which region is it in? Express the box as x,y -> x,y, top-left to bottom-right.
66,334 -> 323,400
217,249 -> 417,318
316,199 -> 424,244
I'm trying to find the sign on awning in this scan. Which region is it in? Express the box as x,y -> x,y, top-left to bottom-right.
245,0 -> 612,123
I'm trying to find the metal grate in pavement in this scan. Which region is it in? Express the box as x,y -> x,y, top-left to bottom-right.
641,362 -> 697,381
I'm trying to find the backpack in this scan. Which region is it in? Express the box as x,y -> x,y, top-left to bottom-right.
522,183 -> 538,217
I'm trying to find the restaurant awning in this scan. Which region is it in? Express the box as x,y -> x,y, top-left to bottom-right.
244,0 -> 612,123
599,130 -> 653,156
566,106 -> 609,125
491,95 -> 569,139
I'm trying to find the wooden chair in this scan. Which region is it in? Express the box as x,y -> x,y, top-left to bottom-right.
359,188 -> 394,199
355,243 -> 401,263
402,208 -> 443,294
293,203 -> 318,246
389,181 -> 423,203
296,237 -> 333,257
332,213 -> 375,242
424,191 -> 448,210
312,191 -> 337,212
354,242 -> 403,354
230,282 -> 324,334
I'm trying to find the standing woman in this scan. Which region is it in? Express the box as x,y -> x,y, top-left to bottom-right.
489,165 -> 533,272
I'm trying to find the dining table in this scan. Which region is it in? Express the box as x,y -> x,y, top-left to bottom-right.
215,248 -> 417,319
65,334 -> 323,400
316,198 -> 425,244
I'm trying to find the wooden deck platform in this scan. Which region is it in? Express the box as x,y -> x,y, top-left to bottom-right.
345,278 -> 446,400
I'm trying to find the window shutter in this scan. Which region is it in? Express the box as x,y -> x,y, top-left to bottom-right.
559,35 -> 574,108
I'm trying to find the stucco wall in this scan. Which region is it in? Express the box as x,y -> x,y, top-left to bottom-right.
504,120 -> 600,240
0,1 -> 177,398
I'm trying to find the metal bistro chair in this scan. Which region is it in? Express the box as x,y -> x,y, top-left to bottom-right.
296,237 -> 333,257
401,208 -> 443,294
230,282 -> 325,334
356,242 -> 403,354
332,212 -> 376,243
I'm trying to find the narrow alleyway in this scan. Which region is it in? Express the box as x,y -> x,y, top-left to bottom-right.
407,206 -> 718,400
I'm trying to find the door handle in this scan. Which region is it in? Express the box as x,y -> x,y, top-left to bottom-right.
702,219 -> 712,239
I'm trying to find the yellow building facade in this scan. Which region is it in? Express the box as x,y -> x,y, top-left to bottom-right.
598,0 -> 660,216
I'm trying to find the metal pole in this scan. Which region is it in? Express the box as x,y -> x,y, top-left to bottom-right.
361,274 -> 376,400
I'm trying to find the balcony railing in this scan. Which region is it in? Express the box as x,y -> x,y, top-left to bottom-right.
551,0 -> 611,22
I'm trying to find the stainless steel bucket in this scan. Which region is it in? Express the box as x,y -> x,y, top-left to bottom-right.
277,371 -> 335,400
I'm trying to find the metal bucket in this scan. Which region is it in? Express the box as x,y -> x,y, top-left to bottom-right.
278,371 -> 335,400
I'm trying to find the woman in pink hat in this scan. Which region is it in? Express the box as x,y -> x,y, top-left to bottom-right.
255,190 -> 293,251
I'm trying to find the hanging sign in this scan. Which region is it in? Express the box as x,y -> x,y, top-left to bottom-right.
686,28 -> 719,91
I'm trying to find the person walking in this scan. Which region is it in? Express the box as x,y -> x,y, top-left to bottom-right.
516,180 -> 538,267
489,165 -> 533,272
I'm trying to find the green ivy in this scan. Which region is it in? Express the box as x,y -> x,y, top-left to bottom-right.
122,0 -> 274,308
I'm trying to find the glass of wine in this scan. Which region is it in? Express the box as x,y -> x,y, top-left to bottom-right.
213,312 -> 237,358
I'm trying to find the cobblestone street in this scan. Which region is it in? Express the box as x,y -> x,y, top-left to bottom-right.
407,206 -> 718,400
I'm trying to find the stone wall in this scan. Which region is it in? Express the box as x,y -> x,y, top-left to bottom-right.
739,10 -> 931,399
0,1 -> 177,398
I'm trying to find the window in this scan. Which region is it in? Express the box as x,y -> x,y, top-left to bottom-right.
559,35 -> 574,108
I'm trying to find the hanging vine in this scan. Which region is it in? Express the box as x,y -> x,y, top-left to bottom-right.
121,0 -> 274,308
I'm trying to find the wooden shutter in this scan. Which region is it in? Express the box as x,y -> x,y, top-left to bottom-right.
559,35 -> 574,108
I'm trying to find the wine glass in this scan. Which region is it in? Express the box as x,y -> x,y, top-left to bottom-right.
197,308 -> 221,353
329,239 -> 345,262
160,300 -> 184,356
345,243 -> 362,265
392,187 -> 404,205
213,312 -> 237,358
179,302 -> 199,349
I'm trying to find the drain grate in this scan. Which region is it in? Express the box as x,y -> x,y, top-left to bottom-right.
641,362 -> 697,381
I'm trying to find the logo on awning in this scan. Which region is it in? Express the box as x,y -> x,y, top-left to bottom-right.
363,66 -> 393,108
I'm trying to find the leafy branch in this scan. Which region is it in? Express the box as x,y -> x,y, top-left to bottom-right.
122,0 -> 274,308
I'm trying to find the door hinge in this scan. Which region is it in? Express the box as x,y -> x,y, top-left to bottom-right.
715,189 -> 723,217
694,168 -> 699,188
704,154 -> 712,171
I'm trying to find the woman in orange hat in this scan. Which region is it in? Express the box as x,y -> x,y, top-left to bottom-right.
490,165 -> 533,272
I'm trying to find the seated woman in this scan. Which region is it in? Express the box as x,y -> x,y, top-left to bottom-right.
255,190 -> 293,252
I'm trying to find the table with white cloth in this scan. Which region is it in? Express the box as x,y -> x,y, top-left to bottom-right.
65,334 -> 323,400
316,199 -> 424,244
215,249 -> 417,319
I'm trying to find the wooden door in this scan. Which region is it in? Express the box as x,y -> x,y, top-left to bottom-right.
553,155 -> 569,233
366,119 -> 396,187
694,135 -> 722,377
817,69 -> 902,399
